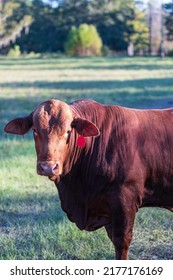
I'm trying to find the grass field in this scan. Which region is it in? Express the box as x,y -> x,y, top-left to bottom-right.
0,56 -> 173,260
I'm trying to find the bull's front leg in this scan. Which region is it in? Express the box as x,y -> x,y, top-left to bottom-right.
105,203 -> 137,260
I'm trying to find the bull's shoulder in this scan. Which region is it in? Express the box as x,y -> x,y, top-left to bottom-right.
70,99 -> 104,112
70,99 -> 106,121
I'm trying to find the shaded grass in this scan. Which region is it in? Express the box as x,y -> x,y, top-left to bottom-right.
0,56 -> 173,259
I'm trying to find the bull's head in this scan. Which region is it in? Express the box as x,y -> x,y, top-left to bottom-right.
4,100 -> 99,181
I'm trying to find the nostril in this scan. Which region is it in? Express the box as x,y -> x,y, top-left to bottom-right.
39,163 -> 51,173
40,164 -> 45,172
52,164 -> 59,171
40,163 -> 47,172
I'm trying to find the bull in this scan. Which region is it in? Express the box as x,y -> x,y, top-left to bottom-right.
4,99 -> 173,259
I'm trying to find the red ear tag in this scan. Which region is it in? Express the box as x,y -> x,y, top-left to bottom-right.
77,135 -> 86,147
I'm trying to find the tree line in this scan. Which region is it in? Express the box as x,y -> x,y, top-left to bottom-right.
0,0 -> 173,56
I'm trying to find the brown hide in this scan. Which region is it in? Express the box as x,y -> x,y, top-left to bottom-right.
4,99 -> 173,260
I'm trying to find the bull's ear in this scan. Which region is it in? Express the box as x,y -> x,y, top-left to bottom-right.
71,118 -> 100,137
4,114 -> 33,135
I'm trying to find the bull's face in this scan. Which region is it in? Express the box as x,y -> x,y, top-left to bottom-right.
32,100 -> 74,180
4,100 -> 99,181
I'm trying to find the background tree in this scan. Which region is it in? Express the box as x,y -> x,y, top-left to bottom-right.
164,1 -> 173,41
65,23 -> 103,56
30,0 -> 145,53
0,0 -> 151,55
57,0 -> 142,52
148,0 -> 163,55
17,0 -> 56,52
130,5 -> 149,54
0,0 -> 32,53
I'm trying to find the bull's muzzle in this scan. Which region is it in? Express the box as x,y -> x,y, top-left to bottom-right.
37,161 -> 59,180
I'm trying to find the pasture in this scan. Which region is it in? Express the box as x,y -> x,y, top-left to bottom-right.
0,56 -> 173,260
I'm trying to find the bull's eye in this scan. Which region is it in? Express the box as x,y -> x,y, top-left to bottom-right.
66,130 -> 71,143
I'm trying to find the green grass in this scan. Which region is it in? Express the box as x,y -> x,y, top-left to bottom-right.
0,56 -> 173,259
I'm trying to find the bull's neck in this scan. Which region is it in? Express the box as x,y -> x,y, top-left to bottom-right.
66,101 -> 129,185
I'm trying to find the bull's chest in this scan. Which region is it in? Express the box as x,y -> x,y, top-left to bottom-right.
56,179 -> 111,231
84,197 -> 111,231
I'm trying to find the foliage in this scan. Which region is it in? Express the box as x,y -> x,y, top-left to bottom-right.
164,2 -> 173,41
62,0 -> 149,53
0,0 -> 32,52
7,45 -> 21,57
65,24 -> 103,56
0,0 -> 151,54
130,7 -> 149,54
88,0 -> 137,52
167,49 -> 173,57
3,0 -> 173,56
18,0 -> 60,53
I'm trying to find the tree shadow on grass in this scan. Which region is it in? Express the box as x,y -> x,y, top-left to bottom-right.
1,57 -> 173,71
1,77 -> 173,90
0,192 -> 80,260
130,243 -> 173,260
0,193 -> 62,228
0,77 -> 173,110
